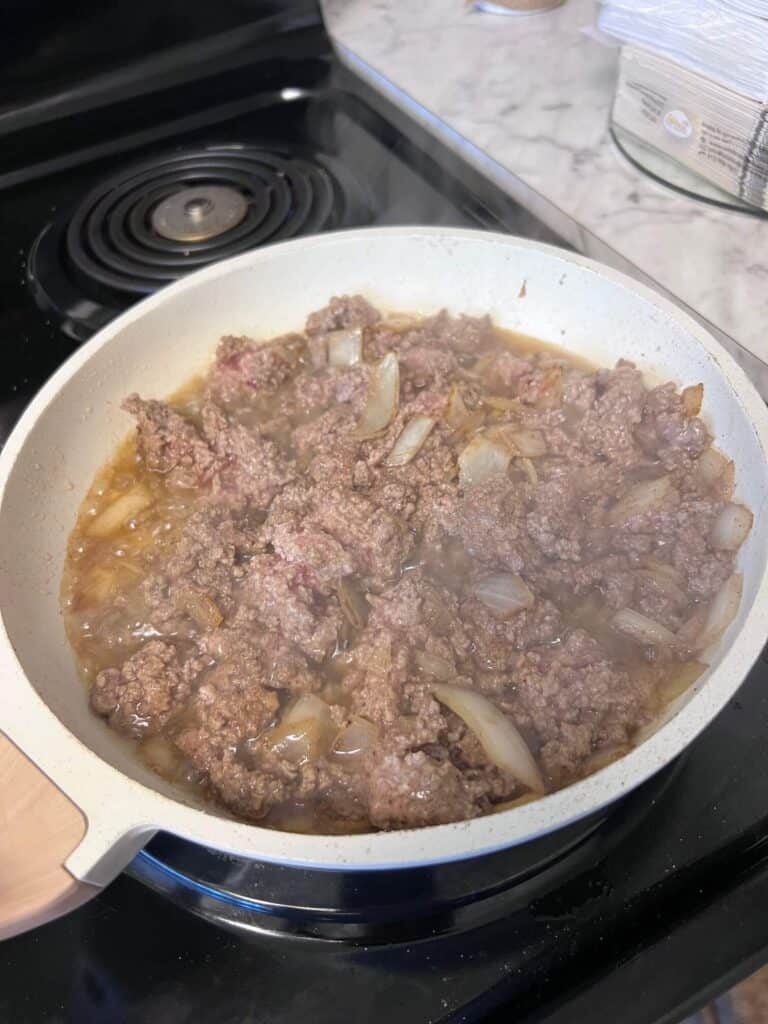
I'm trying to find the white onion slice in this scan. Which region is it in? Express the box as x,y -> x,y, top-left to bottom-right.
641,556 -> 685,587
413,648 -> 454,681
268,694 -> 335,765
697,447 -> 733,491
458,436 -> 511,489
681,383 -> 703,417
327,328 -> 363,368
607,476 -> 672,527
519,457 -> 538,485
352,352 -> 399,440
710,503 -> 753,550
337,576 -> 369,630
611,607 -> 676,646
484,395 -> 522,412
695,573 -> 743,651
507,429 -> 547,458
432,682 -> 545,793
385,416 -> 436,467
283,694 -> 333,727
306,334 -> 327,369
445,385 -> 470,428
635,569 -> 689,606
472,573 -> 535,617
332,717 -> 379,759
87,486 -> 153,537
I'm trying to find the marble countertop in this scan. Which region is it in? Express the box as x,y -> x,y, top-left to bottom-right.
323,0 -> 768,394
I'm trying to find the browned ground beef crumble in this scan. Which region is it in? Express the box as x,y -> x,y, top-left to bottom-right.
63,295 -> 743,833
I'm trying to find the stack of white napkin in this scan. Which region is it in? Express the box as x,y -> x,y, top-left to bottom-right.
598,0 -> 768,209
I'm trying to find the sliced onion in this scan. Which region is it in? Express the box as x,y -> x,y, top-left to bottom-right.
385,416 -> 436,467
327,328 -> 363,368
607,475 -> 672,527
352,352 -> 399,440
697,447 -> 733,490
413,648 -> 454,681
451,410 -> 486,440
506,429 -> 547,458
337,576 -> 368,630
485,395 -> 522,412
332,717 -> 379,759
635,569 -> 689,605
519,457 -> 538,485
432,682 -> 545,793
675,605 -> 709,649
695,573 -> 743,651
458,435 -> 511,489
681,383 -> 703,417
710,503 -> 753,550
641,556 -> 685,587
88,486 -> 153,537
612,607 -> 676,646
140,735 -> 183,780
306,334 -> 327,369
445,385 -> 469,428
268,694 -> 335,765
472,573 -> 535,617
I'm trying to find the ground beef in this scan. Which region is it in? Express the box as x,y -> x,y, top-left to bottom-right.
464,598 -> 563,670
71,296 -> 746,832
636,382 -> 710,469
265,514 -> 354,591
308,484 -> 413,583
241,554 -> 343,662
207,333 -> 303,405
143,505 -> 262,626
200,615 -> 319,694
123,395 -> 217,490
366,749 -> 480,829
424,311 -> 493,353
399,345 -> 459,391
90,641 -> 197,738
578,360 -> 646,464
305,294 -> 381,335
508,631 -> 656,785
174,662 -> 283,820
453,476 -> 531,572
201,403 -> 294,508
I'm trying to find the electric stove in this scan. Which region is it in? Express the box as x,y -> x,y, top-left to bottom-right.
1,5 -> 768,1023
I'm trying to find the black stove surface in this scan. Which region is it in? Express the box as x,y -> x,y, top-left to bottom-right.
1,19 -> 768,1024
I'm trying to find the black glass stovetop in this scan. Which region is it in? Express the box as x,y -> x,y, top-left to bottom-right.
1,21 -> 768,1024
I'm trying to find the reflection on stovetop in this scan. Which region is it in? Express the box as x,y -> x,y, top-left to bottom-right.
127,764 -> 679,943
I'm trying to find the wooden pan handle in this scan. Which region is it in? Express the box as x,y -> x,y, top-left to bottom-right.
0,731 -> 98,940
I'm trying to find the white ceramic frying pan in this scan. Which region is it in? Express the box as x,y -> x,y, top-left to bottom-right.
1,228 -> 767,940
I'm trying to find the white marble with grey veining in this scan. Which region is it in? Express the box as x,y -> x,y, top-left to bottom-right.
322,0 -> 768,393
